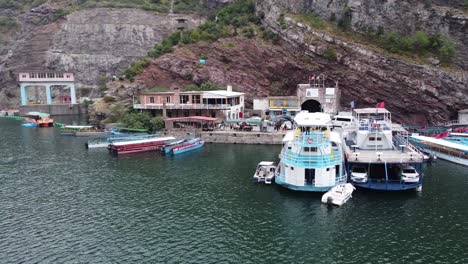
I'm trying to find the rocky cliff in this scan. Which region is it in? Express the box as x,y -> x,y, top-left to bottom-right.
261,0 -> 468,69
0,6 -> 204,107
255,0 -> 468,123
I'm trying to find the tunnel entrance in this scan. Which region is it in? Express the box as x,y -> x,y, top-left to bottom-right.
301,99 -> 322,113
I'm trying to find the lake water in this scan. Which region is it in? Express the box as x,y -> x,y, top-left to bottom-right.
1,119 -> 468,263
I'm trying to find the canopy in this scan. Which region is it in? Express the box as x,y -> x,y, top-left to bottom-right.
165,116 -> 218,122
25,112 -> 50,118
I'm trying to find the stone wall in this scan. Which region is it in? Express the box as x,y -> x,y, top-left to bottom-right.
160,130 -> 285,145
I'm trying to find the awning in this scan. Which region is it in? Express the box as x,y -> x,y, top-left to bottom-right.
165,116 -> 218,122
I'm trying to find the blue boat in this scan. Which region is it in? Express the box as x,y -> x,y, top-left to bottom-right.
275,112 -> 347,192
161,138 -> 192,154
171,138 -> 204,155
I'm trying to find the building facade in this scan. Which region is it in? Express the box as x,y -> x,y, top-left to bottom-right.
18,71 -> 77,105
134,86 -> 245,120
254,78 -> 340,119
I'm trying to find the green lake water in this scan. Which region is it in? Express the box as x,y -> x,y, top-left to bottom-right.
1,119 -> 468,263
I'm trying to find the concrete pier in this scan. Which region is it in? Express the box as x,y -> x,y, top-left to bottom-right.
160,130 -> 285,145
19,104 -> 86,116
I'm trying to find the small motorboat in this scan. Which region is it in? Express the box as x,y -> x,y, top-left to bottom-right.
253,161 -> 276,184
161,137 -> 191,155
171,138 -> 204,155
321,183 -> 355,206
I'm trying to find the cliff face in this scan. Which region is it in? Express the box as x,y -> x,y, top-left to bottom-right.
106,37 -> 312,107
262,0 -> 468,70
256,0 -> 468,123
0,7 -> 204,107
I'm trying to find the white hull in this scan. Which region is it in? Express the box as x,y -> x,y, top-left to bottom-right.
321,183 -> 355,206
419,147 -> 468,167
87,142 -> 109,149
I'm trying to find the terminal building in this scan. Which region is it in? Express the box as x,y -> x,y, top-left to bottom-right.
254,77 -> 341,119
134,85 -> 245,120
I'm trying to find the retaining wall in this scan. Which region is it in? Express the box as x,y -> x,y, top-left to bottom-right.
161,129 -> 285,145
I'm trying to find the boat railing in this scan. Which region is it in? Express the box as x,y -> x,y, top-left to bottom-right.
280,150 -> 342,166
346,150 -> 424,163
294,132 -> 330,146
366,178 -> 421,185
393,134 -> 425,157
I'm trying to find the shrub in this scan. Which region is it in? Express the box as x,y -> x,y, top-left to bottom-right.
103,96 -> 116,103
323,47 -> 337,61
149,116 -> 165,131
278,13 -> 287,29
337,5 -> 352,31
123,58 -> 151,81
242,26 -> 255,38
52,8 -> 69,21
438,38 -> 455,64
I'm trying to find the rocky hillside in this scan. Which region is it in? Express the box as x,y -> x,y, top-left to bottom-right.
0,0 -> 232,107
255,0 -> 468,123
1,0 -> 467,124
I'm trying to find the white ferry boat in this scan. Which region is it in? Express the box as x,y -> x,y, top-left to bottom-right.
410,134 -> 468,167
343,108 -> 425,191
275,111 -> 347,192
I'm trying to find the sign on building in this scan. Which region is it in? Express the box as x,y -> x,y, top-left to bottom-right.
306,88 -> 318,97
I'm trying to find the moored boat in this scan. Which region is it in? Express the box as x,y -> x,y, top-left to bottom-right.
410,135 -> 468,167
171,138 -> 204,155
275,111 -> 347,192
86,134 -> 159,149
109,136 -> 175,155
22,112 -> 54,127
61,125 -> 94,135
321,183 -> 355,206
253,161 -> 276,184
161,138 -> 192,155
343,108 -> 425,191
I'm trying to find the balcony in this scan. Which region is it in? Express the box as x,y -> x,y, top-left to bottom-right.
133,103 -> 234,110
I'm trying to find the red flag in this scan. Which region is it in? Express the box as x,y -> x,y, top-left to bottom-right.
309,75 -> 316,81
376,102 -> 385,108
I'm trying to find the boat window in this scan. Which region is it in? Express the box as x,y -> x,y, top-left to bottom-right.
352,167 -> 366,173
291,167 -> 294,170
369,137 -> 375,141
376,137 -> 382,141
336,117 -> 352,122
303,147 -> 317,152
326,168 -> 330,171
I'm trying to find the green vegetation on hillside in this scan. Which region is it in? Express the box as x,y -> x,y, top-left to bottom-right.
291,12 -> 457,65
125,0 -> 259,81
0,0 -> 46,9
0,16 -> 18,32
104,103 -> 164,132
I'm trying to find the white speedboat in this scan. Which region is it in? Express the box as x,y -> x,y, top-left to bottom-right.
321,183 -> 355,206
253,161 -> 276,184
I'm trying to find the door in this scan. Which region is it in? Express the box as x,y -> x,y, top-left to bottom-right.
305,168 -> 315,185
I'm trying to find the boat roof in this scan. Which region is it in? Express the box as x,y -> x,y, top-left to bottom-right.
451,133 -> 468,137
294,111 -> 331,126
329,131 -> 342,143
165,116 -> 217,122
411,135 -> 468,152
353,108 -> 390,114
111,136 -> 175,146
282,131 -> 295,142
64,125 -> 93,129
25,112 -> 50,117
258,161 -> 274,166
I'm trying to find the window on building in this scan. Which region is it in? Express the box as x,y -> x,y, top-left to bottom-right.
192,95 -> 201,104
180,95 -> 189,104
166,96 -> 171,103
184,110 -> 189,117
22,75 -> 26,78
203,98 -> 208,105
66,75 -> 70,78
58,73 -> 64,78
149,97 -> 155,104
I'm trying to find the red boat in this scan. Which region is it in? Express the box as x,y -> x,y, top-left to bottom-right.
109,136 -> 175,155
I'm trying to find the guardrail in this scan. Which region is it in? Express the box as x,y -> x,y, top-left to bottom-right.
133,103 -> 233,110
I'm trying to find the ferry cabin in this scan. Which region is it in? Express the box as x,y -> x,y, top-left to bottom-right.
345,108 -> 424,191
275,112 -> 346,192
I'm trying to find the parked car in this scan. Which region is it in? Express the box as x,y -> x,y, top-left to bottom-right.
400,166 -> 420,183
350,166 -> 368,183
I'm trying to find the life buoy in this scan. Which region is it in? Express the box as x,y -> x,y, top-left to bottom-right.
276,164 -> 281,173
307,138 -> 313,144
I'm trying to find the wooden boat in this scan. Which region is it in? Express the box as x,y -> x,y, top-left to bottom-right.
171,138 -> 205,155
109,136 -> 175,155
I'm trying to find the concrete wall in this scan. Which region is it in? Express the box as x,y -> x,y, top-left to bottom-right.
160,130 -> 285,145
19,104 -> 86,116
